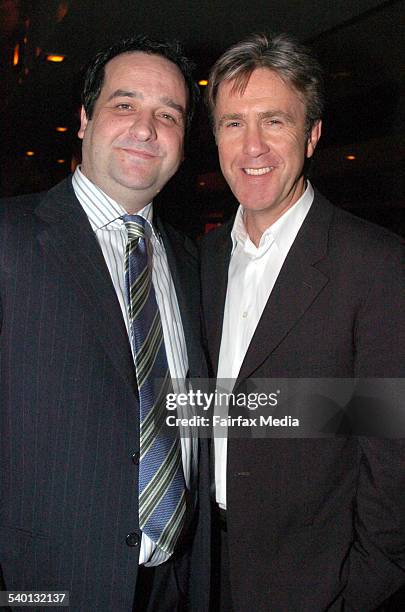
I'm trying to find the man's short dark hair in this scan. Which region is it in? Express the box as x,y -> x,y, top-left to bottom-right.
82,34 -> 199,134
207,32 -> 324,133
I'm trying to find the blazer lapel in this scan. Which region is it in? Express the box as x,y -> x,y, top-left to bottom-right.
236,193 -> 333,385
34,178 -> 137,393
205,222 -> 233,375
156,217 -> 205,377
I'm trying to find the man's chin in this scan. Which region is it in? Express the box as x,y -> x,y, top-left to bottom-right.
114,174 -> 158,194
237,196 -> 275,213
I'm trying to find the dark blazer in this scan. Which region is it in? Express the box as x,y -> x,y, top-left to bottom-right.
201,190 -> 405,612
0,178 -> 210,611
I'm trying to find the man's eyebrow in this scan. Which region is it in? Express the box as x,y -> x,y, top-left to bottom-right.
217,110 -> 296,126
159,96 -> 185,118
259,110 -> 295,123
106,90 -> 185,118
217,113 -> 244,127
107,89 -> 143,102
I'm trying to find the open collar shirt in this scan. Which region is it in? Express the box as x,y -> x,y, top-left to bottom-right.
215,182 -> 314,509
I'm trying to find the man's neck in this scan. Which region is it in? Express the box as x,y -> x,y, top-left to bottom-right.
244,203 -> 293,247
244,181 -> 307,247
79,167 -> 152,214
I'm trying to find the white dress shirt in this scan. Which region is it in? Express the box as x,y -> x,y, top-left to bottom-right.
72,167 -> 193,565
215,183 -> 314,509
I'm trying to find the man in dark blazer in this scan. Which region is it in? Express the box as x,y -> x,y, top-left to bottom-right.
201,33 -> 405,611
0,36 -> 209,611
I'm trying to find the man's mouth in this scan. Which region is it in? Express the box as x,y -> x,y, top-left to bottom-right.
121,148 -> 157,159
243,166 -> 273,176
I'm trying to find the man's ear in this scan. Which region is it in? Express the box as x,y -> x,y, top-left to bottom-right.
78,106 -> 88,140
306,120 -> 322,158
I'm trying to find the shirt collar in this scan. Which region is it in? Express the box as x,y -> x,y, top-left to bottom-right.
231,181 -> 314,258
72,166 -> 159,240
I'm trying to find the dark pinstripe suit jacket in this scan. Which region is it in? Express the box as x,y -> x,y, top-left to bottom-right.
0,178 -> 210,611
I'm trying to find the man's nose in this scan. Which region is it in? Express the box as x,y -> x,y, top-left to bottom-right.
129,111 -> 157,141
242,124 -> 269,157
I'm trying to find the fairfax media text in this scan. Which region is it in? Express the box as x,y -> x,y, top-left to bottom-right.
166,415 -> 300,428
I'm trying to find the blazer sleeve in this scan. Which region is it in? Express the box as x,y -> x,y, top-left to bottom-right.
344,236 -> 405,610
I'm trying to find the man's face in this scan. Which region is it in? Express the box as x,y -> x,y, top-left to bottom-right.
78,52 -> 187,212
214,68 -> 321,225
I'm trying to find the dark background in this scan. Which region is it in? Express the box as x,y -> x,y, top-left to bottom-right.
1,0 -> 404,237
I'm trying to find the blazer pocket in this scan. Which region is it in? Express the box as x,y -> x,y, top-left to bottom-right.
0,525 -> 50,562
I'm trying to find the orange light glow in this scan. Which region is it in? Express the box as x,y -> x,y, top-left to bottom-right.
56,126 -> 68,132
13,44 -> 19,66
46,55 -> 65,63
346,155 -> 356,160
26,151 -> 35,157
198,80 -> 208,86
57,159 -> 66,164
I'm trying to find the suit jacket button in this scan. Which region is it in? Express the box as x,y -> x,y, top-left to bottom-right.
132,451 -> 140,465
126,532 -> 140,547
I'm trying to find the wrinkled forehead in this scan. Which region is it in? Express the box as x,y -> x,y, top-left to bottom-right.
213,67 -> 307,123
217,68 -> 302,102
96,52 -> 189,124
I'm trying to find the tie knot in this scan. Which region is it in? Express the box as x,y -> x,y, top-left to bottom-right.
122,214 -> 147,241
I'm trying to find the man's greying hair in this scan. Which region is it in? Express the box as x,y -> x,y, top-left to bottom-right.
207,33 -> 324,132
82,34 -> 200,134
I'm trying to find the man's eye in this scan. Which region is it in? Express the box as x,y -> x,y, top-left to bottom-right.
160,113 -> 177,123
116,103 -> 132,110
225,121 -> 241,128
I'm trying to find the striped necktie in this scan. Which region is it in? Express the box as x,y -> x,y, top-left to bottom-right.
123,214 -> 186,556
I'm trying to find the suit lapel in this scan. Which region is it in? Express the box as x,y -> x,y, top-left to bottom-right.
34,178 -> 137,393
205,222 -> 233,375
156,217 -> 204,377
236,193 -> 333,385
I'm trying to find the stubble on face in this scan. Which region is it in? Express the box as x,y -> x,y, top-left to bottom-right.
78,52 -> 187,213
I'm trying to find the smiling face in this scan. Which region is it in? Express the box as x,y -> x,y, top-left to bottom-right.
214,68 -> 321,232
78,51 -> 187,212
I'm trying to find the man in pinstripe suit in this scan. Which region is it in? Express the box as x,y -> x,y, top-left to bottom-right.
0,35 -> 209,611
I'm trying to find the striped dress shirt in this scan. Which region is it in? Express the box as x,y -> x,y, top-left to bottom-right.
72,166 -> 193,565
